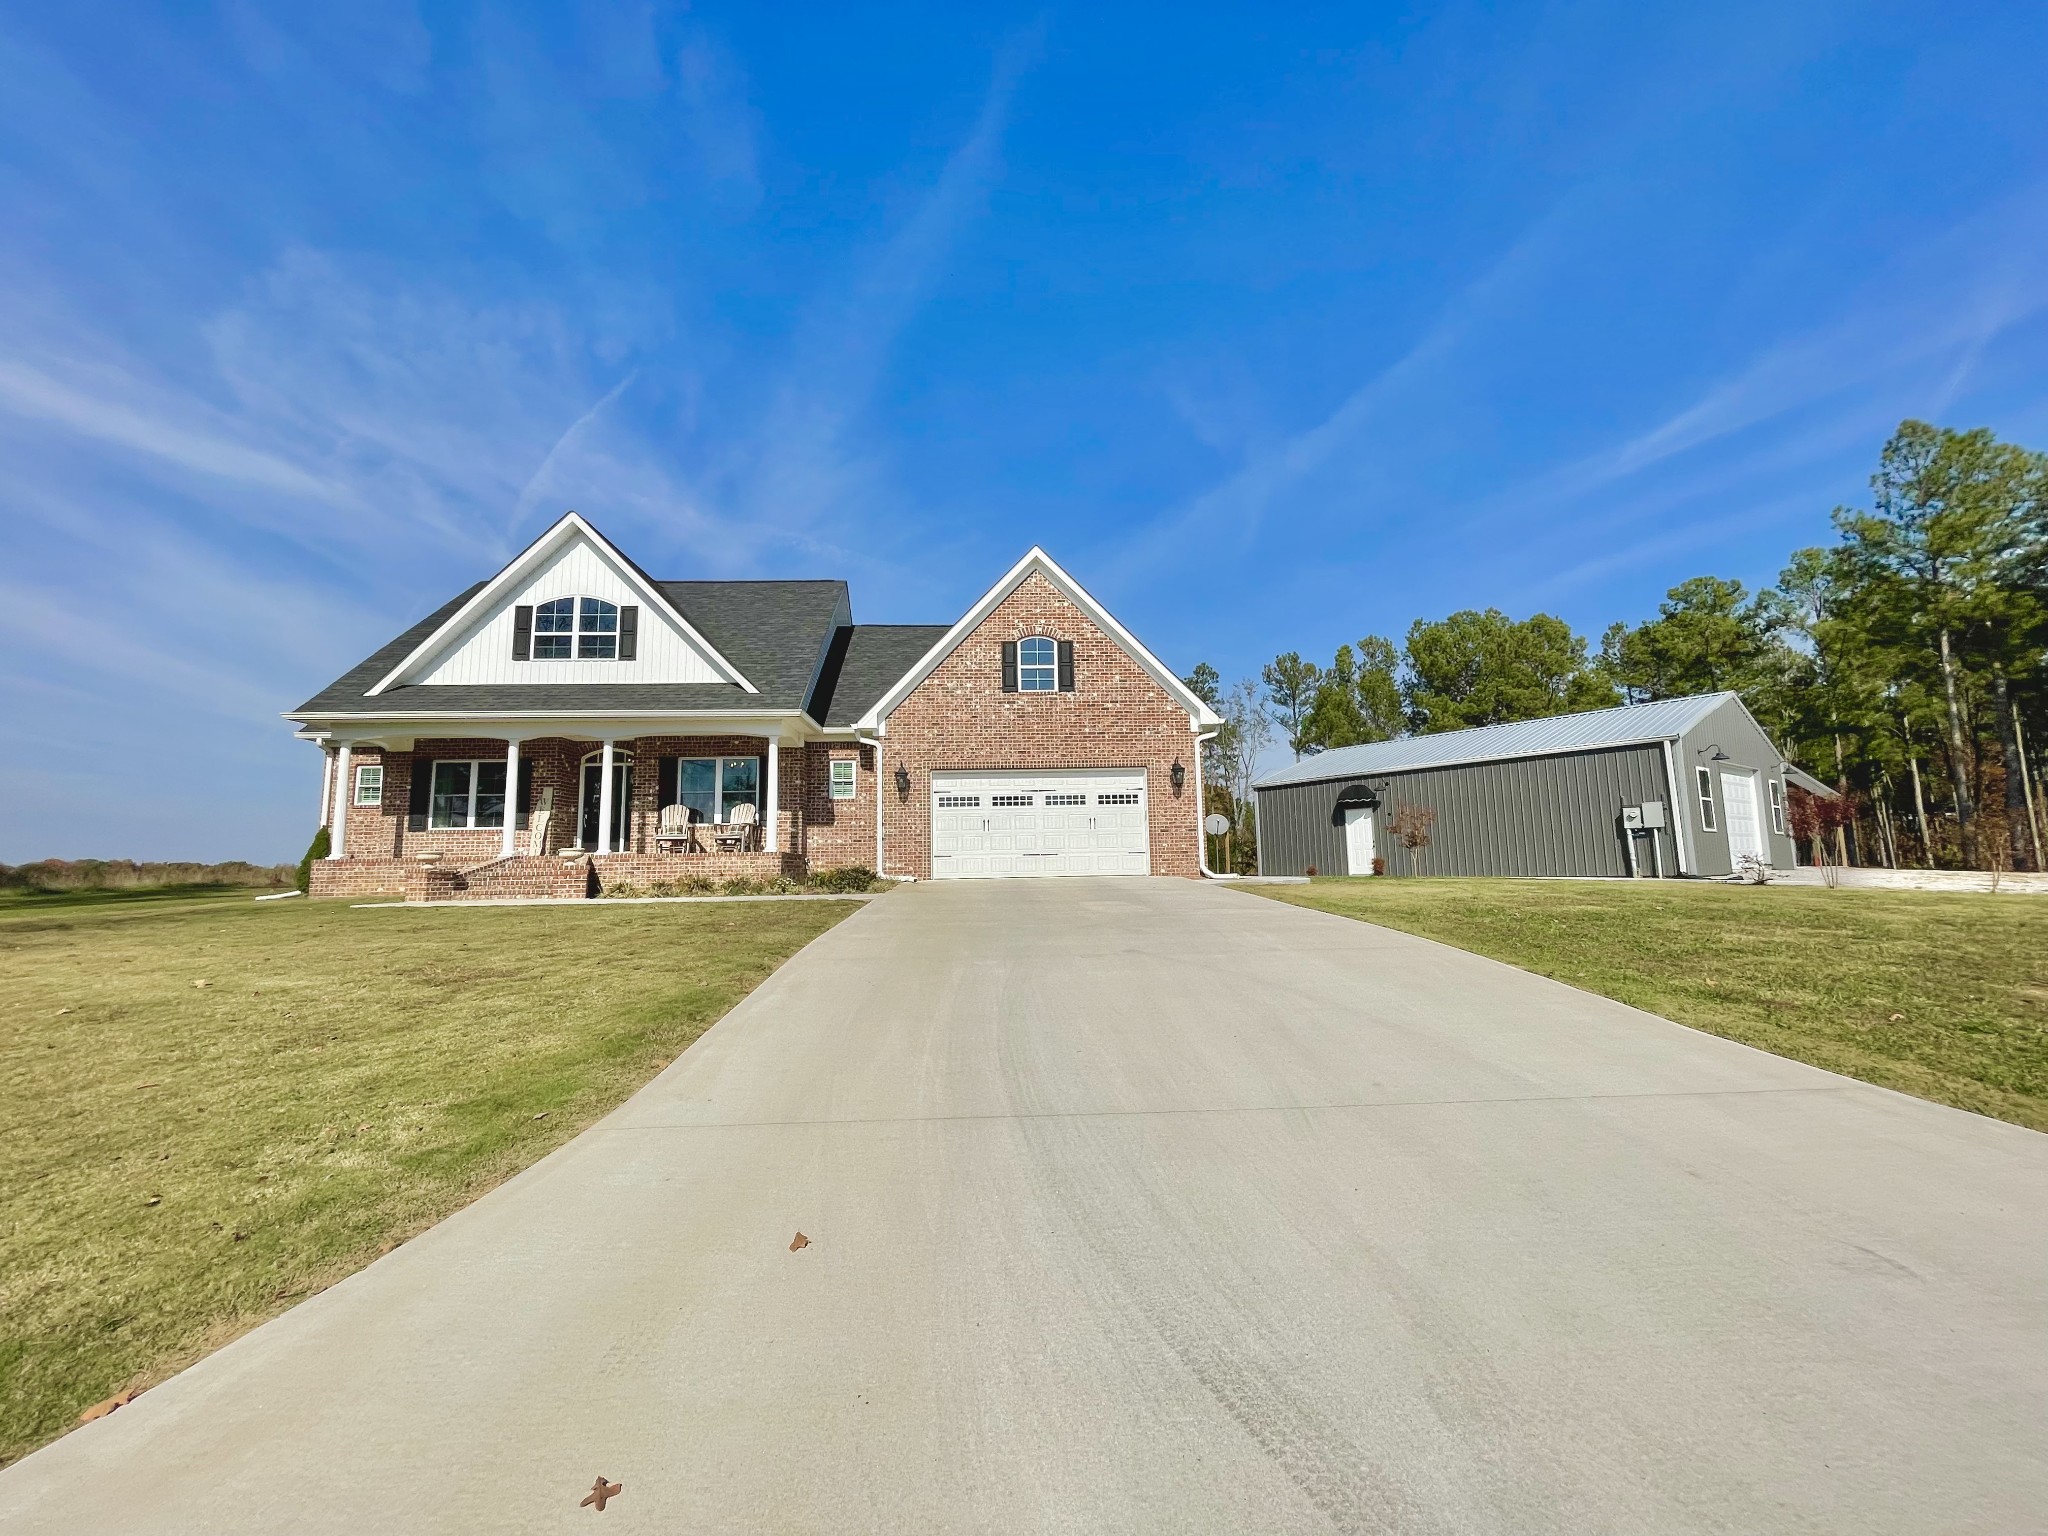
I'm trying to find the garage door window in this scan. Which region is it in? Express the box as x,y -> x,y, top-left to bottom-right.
938,794 -> 980,808
1098,791 -> 1140,805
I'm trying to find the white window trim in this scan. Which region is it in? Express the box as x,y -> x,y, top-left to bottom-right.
428,759 -> 510,831
1768,779 -> 1785,835
531,596 -> 620,661
1017,634 -> 1058,692
829,758 -> 858,800
353,762 -> 384,807
670,755 -> 762,823
1696,767 -> 1718,832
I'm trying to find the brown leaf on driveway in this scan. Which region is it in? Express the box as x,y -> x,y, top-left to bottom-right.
79,1389 -> 139,1424
580,1477 -> 622,1510
789,1231 -> 810,1251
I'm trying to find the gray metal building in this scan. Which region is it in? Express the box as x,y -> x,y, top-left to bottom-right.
1253,693 -> 1802,879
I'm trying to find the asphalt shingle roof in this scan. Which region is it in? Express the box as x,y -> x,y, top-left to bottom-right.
807,625 -> 951,726
1254,693 -> 1738,788
292,580 -> 852,718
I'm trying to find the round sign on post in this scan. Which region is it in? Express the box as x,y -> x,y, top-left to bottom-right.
1204,813 -> 1232,837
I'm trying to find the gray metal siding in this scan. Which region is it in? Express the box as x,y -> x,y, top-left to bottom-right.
1255,743 -> 1679,878
1674,698 -> 1800,875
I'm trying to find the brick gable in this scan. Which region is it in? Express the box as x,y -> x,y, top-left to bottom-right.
879,571 -> 1199,878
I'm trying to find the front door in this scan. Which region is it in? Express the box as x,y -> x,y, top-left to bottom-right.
579,760 -> 632,850
1720,769 -> 1767,865
1343,805 -> 1377,874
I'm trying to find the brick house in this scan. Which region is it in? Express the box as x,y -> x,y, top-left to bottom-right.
291,513 -> 1224,899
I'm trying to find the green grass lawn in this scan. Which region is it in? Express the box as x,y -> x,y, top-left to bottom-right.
1246,878 -> 2048,1133
0,888 -> 860,1465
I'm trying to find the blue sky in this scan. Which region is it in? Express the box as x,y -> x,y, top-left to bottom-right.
3,3 -> 2046,861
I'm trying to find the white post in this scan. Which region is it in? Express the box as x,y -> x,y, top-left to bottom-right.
501,738 -> 521,859
764,737 -> 780,853
873,736 -> 885,875
319,748 -> 334,829
597,737 -> 616,855
330,743 -> 351,858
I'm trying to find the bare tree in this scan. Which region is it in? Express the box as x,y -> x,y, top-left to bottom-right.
1220,678 -> 1271,870
1385,802 -> 1437,876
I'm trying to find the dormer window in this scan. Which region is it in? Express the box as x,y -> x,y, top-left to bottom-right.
524,597 -> 632,661
1018,635 -> 1057,691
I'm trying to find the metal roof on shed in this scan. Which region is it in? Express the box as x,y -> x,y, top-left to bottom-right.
1254,693 -> 1737,789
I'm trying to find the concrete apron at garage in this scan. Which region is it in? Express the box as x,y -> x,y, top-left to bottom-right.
3,880 -> 2043,1533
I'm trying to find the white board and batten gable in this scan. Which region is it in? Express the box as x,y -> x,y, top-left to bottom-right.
853,546 -> 1224,732
369,514 -> 754,694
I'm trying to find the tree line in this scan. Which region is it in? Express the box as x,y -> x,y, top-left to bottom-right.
1186,420 -> 2048,874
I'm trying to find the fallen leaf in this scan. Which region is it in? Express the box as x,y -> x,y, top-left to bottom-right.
79,1389 -> 139,1424
144,1197 -> 161,1207
232,1232 -> 248,1242
1888,1012 -> 1905,1021
789,1232 -> 810,1252
56,1007 -> 71,1015
193,980 -> 209,989
580,1477 -> 623,1511
377,1241 -> 398,1256
135,1083 -> 159,1091
532,1112 -> 549,1121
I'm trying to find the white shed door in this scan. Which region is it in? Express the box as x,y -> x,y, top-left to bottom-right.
931,769 -> 1149,879
1720,770 -> 1768,865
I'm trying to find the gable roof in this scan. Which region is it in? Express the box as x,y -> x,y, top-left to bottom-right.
366,512 -> 755,696
1255,693 -> 1741,789
292,578 -> 849,719
853,547 -> 1223,731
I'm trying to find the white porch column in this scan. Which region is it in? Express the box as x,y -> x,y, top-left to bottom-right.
319,748 -> 335,829
501,738 -> 521,859
764,736 -> 780,853
329,743 -> 351,858
597,737 -> 616,855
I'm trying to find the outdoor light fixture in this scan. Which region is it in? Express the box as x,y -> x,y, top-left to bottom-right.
1170,758 -> 1186,793
894,763 -> 911,798
1699,743 -> 1731,761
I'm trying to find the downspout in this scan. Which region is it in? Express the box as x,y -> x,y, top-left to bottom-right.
1660,737 -> 1692,877
1194,727 -> 1240,879
856,731 -> 884,877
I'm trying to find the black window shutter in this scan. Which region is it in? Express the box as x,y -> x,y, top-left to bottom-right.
658,755 -> 678,808
618,605 -> 639,661
407,755 -> 433,831
1057,639 -> 1075,692
1001,641 -> 1018,693
512,605 -> 533,661
516,758 -> 535,830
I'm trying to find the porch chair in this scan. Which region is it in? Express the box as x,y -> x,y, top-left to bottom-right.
714,801 -> 758,853
655,803 -> 697,853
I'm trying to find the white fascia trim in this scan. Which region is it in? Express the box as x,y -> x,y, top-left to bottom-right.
364,512 -> 758,696
851,546 -> 1224,731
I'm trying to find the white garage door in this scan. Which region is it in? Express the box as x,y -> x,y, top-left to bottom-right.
931,768 -> 1150,879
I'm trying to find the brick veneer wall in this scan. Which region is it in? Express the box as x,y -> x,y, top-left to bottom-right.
307,858 -> 409,898
879,571 -> 1201,879
802,742 -> 877,872
589,851 -> 806,892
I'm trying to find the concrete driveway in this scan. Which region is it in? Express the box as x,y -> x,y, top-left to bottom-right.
3,879 -> 2043,1533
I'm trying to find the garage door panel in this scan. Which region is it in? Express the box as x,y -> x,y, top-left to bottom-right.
931,769 -> 1149,879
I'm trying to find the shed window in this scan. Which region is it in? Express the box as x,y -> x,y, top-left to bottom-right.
1696,767 -> 1717,832
829,759 -> 857,800
353,763 -> 383,807
1018,635 -> 1057,692
1768,779 -> 1785,835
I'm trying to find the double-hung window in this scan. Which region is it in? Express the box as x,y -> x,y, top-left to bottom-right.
353,763 -> 384,806
829,759 -> 857,800
674,756 -> 760,823
531,597 -> 620,659
429,760 -> 509,829
1017,635 -> 1057,691
1768,779 -> 1786,835
1695,767 -> 1717,832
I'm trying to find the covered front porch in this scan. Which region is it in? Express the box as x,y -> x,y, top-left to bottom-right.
309,723 -> 814,899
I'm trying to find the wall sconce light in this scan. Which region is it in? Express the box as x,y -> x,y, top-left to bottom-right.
1698,743 -> 1731,761
894,763 -> 911,798
1170,758 -> 1186,795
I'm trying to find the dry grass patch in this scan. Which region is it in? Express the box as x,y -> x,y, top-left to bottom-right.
0,887 -> 859,1465
1246,878 -> 2048,1131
